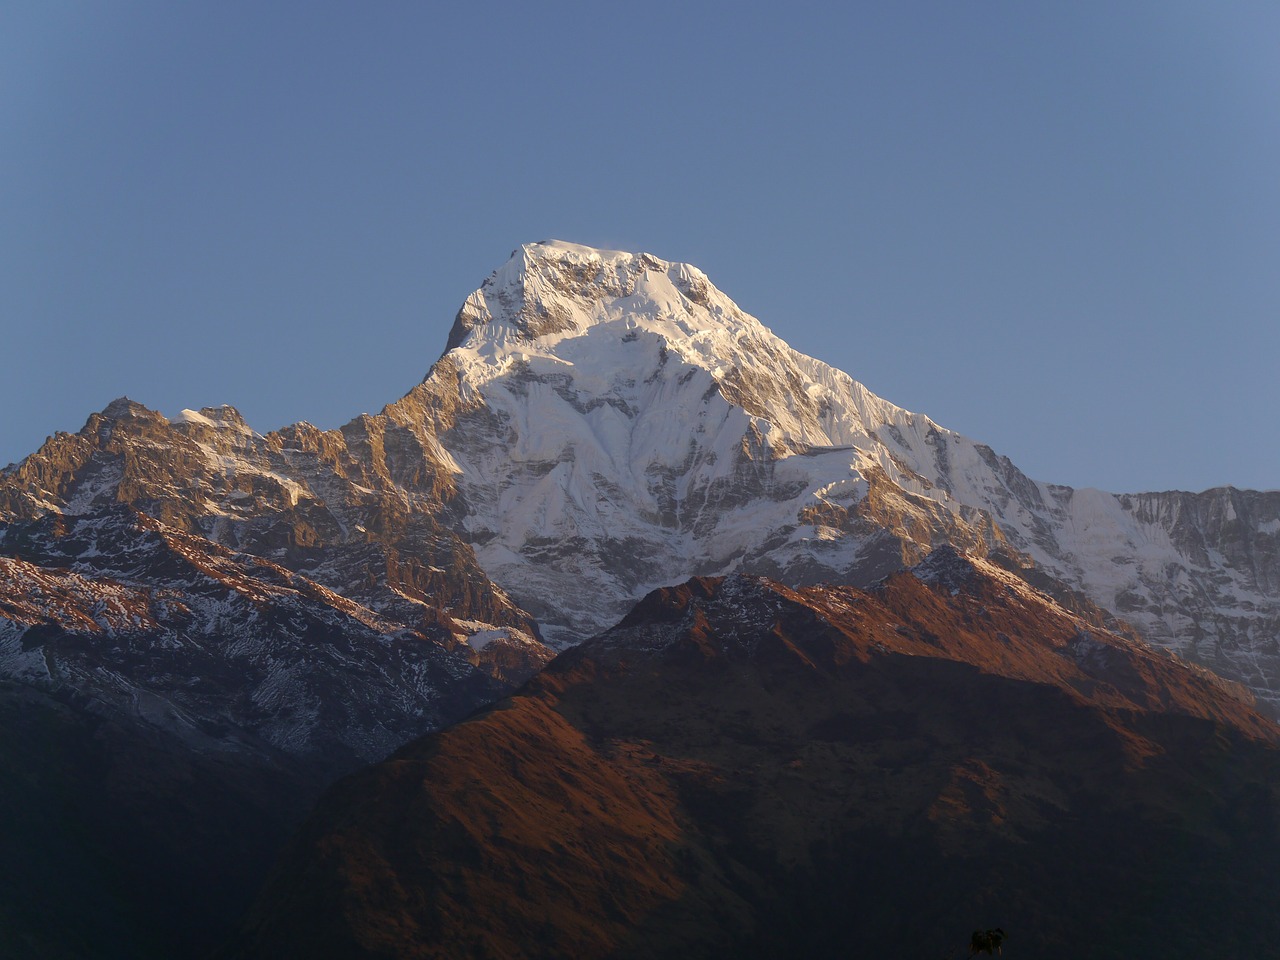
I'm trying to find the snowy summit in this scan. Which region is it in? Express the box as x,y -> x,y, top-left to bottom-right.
414,243 -> 1279,701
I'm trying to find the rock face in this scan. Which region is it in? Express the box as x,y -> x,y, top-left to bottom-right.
0,396 -> 552,761
0,396 -> 534,639
231,554 -> 1280,960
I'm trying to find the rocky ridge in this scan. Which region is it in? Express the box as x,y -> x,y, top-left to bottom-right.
0,394 -> 551,762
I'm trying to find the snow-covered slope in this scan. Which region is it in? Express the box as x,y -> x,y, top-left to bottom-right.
426,241 -> 1280,707
428,242 -> 1003,639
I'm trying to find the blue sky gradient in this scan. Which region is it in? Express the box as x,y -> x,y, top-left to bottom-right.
3,1 -> 1277,491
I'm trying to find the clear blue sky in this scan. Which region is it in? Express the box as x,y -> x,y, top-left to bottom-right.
3,1 -> 1277,492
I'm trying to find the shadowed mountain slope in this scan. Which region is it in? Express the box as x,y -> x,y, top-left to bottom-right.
232,551 -> 1280,960
0,502 -> 550,958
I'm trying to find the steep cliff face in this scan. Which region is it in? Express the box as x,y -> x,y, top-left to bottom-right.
232,555 -> 1280,960
0,394 -> 531,633
1107,486 -> 1280,673
0,388 -> 552,696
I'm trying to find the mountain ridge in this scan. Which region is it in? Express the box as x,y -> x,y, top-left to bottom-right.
423,242 -> 1280,706
4,240 -> 1279,705
231,557 -> 1280,959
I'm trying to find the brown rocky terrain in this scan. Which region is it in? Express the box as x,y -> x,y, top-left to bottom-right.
0,395 -> 531,636
231,550 -> 1280,959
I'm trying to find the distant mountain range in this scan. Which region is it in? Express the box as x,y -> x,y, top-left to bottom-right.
2,241 -> 1277,956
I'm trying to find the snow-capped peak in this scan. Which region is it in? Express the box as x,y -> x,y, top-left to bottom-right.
446,240 -> 740,350
428,242 -> 1012,645
441,240 -> 948,457
430,249 -> 1280,684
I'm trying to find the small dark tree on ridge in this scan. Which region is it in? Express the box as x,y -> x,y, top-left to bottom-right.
969,928 -> 1006,955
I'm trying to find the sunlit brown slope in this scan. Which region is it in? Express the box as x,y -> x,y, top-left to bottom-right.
233,549 -> 1280,960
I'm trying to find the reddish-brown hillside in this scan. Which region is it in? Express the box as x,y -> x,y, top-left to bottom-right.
233,550 -> 1280,959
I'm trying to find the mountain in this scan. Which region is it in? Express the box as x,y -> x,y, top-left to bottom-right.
0,395 -> 553,756
417,241 -> 1280,706
230,551 -> 1280,959
0,402 -> 551,956
6,241 -> 1277,706
1,239 -> 1277,953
